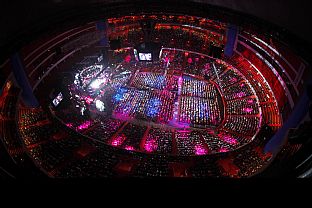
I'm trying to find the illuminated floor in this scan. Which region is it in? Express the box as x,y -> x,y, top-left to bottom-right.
51,50 -> 264,156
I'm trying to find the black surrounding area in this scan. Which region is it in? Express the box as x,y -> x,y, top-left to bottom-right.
1,0 -> 312,63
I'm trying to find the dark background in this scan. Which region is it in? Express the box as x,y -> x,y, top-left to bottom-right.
1,0 -> 312,52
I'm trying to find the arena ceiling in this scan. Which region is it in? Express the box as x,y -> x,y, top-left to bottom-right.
1,0 -> 311,49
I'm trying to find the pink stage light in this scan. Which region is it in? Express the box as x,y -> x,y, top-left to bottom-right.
125,146 -> 135,151
66,123 -> 73,128
195,145 -> 207,155
223,135 -> 238,145
113,112 -> 131,120
243,107 -> 253,113
124,55 -> 131,63
187,58 -> 193,64
77,121 -> 92,130
85,96 -> 93,105
237,92 -> 245,98
247,99 -> 254,104
111,135 -> 126,146
144,138 -> 158,152
219,147 -> 228,153
204,63 -> 210,70
230,77 -> 237,82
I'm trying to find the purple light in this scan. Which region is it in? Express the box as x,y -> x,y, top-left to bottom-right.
243,107 -> 253,113
223,135 -> 238,145
236,92 -> 245,98
77,121 -> 92,130
230,77 -> 237,82
195,145 -> 207,155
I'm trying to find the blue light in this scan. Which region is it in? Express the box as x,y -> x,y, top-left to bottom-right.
146,98 -> 162,118
182,75 -> 194,81
144,75 -> 165,89
123,102 -> 132,113
156,76 -> 165,89
113,87 -> 127,102
114,94 -> 123,102
198,103 -> 209,119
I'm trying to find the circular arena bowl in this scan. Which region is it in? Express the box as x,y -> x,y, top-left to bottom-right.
1,1 -> 311,178
50,50 -> 263,157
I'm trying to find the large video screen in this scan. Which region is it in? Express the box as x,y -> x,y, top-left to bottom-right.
138,52 -> 152,61
52,92 -> 63,107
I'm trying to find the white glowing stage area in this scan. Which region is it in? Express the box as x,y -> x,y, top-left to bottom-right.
51,48 -> 271,156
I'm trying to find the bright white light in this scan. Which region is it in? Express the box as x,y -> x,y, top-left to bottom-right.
80,107 -> 86,115
52,92 -> 63,107
90,78 -> 105,89
139,53 -> 152,61
95,100 -> 105,112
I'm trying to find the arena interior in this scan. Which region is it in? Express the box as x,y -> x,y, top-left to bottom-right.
1,0 -> 312,179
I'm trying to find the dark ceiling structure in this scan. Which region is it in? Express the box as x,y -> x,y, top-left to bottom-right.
1,0 -> 312,42
1,0 -> 312,63
194,0 -> 312,44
